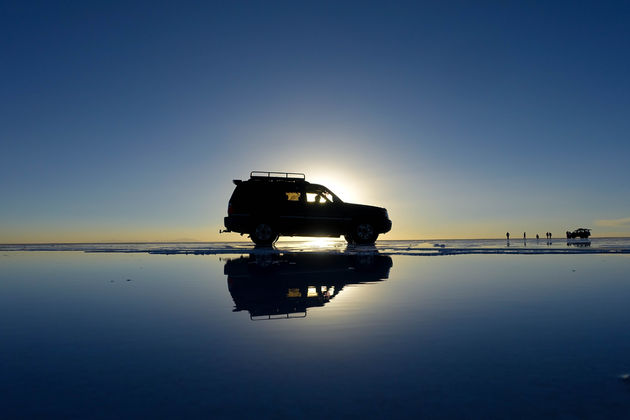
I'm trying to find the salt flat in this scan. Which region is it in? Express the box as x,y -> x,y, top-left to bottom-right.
2,248 -> 630,418
2,237 -> 629,255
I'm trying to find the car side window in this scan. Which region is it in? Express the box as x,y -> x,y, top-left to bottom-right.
285,192 -> 301,201
306,190 -> 333,205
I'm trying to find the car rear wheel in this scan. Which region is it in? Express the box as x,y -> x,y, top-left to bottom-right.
251,222 -> 278,246
353,222 -> 378,245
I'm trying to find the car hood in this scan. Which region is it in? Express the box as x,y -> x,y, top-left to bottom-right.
343,202 -> 387,214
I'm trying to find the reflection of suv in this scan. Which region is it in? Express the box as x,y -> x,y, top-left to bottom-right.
225,253 -> 393,319
224,171 -> 392,245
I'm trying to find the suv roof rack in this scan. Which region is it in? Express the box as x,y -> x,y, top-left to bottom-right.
250,171 -> 306,180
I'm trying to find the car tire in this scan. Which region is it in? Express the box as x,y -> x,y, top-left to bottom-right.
353,222 -> 378,245
251,222 -> 278,246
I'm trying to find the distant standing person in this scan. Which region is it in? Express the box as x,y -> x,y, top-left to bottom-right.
506,232 -> 510,240
524,232 -> 526,240
536,234 -> 539,240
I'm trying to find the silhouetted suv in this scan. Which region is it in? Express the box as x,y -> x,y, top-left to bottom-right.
224,171 -> 392,245
566,228 -> 591,239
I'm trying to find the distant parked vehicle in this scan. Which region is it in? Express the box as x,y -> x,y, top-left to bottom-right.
223,171 -> 392,245
566,228 -> 591,239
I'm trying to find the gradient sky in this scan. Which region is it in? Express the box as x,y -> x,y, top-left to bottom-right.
2,1 -> 630,242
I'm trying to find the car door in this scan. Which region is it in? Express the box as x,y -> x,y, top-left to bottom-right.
276,184 -> 307,235
303,186 -> 344,236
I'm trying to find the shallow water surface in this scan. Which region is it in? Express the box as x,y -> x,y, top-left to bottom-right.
2,251 -> 630,418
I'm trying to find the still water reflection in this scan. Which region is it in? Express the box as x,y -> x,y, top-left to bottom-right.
225,253 -> 392,320
2,251 -> 630,418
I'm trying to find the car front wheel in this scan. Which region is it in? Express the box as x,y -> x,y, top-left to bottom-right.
353,222 -> 378,245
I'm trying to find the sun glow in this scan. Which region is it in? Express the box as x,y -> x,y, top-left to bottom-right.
303,172 -> 374,206
304,237 -> 340,248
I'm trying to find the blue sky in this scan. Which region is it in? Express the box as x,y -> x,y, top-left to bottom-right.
2,1 -> 630,242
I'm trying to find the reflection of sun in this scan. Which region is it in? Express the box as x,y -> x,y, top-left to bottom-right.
306,237 -> 337,248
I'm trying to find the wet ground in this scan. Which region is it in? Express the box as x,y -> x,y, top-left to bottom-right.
3,237 -> 630,255
2,244 -> 630,418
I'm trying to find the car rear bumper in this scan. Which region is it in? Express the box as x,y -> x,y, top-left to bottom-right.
224,215 -> 249,233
